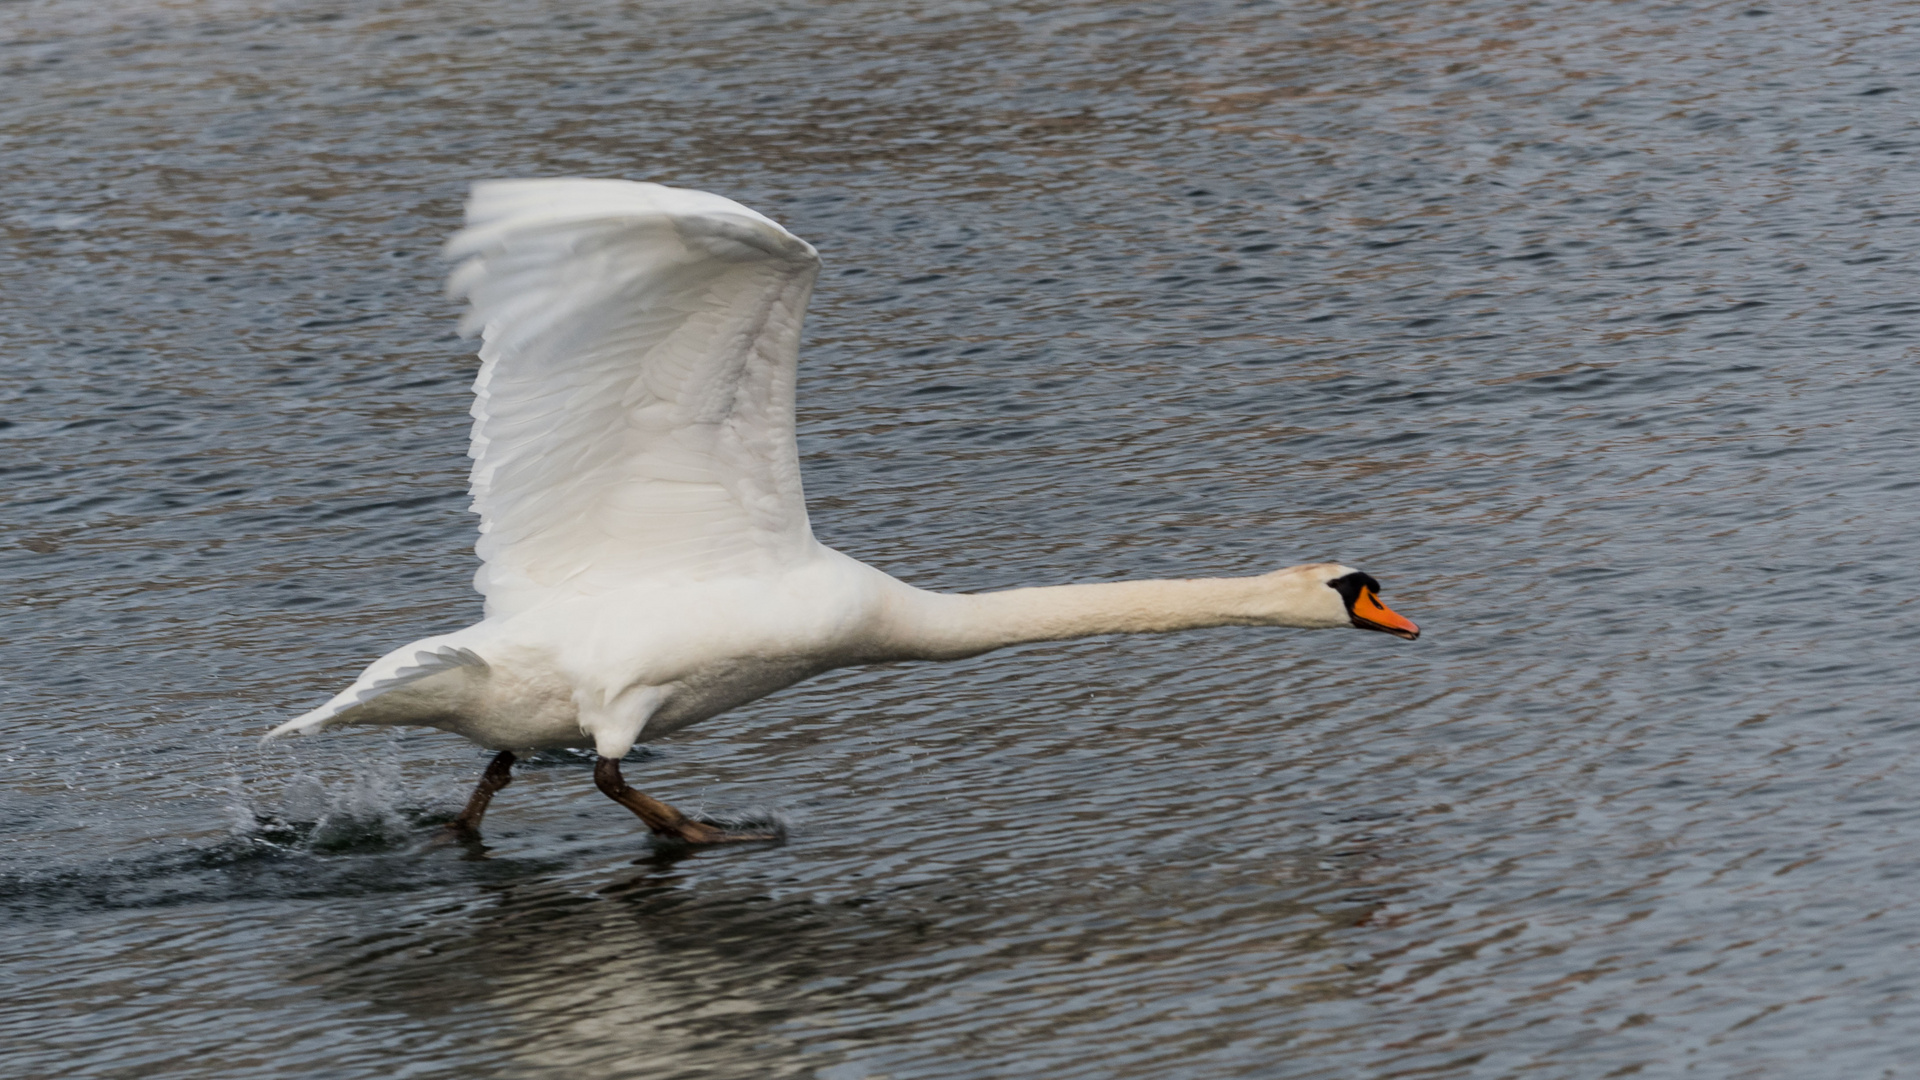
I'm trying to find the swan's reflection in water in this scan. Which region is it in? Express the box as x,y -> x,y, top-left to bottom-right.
301,849 -> 842,1076
307,835 -> 1385,1078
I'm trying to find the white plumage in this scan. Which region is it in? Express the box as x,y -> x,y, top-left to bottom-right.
452,179 -> 821,613
268,178 -> 1418,842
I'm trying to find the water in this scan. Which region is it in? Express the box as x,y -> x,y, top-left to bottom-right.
3,0 -> 1917,1075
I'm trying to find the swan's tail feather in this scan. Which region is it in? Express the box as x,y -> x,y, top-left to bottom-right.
263,641 -> 488,745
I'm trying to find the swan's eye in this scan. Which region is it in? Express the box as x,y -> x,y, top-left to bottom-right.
1325,571 -> 1381,608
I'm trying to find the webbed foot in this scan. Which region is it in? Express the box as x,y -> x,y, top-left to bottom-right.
593,756 -> 779,845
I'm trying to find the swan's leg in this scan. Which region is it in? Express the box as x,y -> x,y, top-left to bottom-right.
592,756 -> 773,844
446,750 -> 515,834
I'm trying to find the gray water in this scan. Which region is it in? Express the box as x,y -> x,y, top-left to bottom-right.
4,0 -> 1918,1076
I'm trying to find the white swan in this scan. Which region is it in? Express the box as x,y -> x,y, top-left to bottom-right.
267,178 -> 1420,843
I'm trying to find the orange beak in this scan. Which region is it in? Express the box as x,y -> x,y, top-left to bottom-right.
1351,588 -> 1420,640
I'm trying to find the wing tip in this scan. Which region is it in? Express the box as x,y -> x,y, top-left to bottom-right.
260,706 -> 340,746
261,643 -> 488,746
445,177 -> 817,267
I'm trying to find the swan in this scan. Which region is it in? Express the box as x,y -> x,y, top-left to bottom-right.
266,178 -> 1421,843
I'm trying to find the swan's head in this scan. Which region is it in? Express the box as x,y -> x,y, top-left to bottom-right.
1260,563 -> 1421,640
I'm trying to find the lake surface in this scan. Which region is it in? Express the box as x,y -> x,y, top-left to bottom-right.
4,0 -> 1917,1076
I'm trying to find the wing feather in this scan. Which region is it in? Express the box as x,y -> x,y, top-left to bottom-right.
446,179 -> 822,616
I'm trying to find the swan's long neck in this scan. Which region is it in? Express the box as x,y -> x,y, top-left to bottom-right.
878,575 -> 1327,662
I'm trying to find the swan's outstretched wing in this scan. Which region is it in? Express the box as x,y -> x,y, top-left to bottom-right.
447,179 -> 822,617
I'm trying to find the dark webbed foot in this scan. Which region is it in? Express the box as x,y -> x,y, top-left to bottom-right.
446,750 -> 515,835
592,755 -> 778,844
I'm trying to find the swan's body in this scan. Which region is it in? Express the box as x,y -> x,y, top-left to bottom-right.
269,179 -> 1418,840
